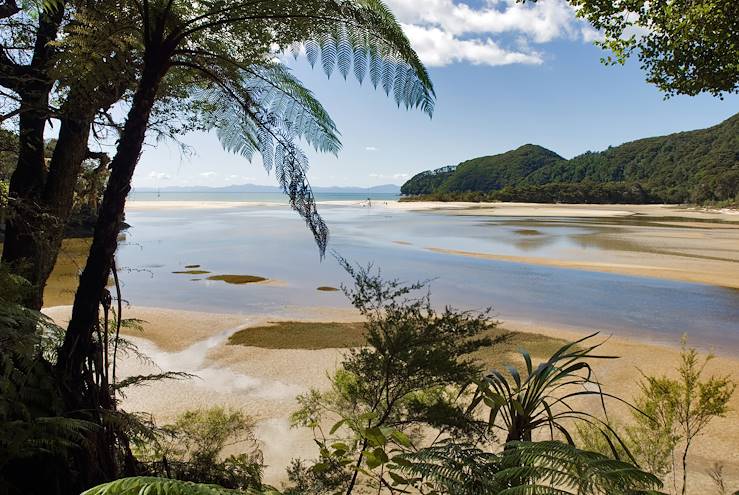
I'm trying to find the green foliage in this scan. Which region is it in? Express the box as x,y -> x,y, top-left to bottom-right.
577,337 -> 735,494
473,334 -> 629,447
565,0 -> 739,97
438,144 -> 565,194
0,266 -> 94,494
660,337 -> 735,495
81,476 -> 279,495
0,128 -> 18,180
402,114 -> 739,204
288,261 -> 498,493
398,440 -> 665,494
132,407 -> 264,491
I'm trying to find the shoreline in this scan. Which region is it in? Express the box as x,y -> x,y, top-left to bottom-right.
122,200 -> 739,290
42,304 -> 739,491
425,246 -> 739,290
127,198 -> 739,218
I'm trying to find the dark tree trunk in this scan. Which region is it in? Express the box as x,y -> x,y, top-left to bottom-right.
55,64 -> 163,488
2,107 -> 96,309
2,89 -> 52,309
0,5 -> 64,309
58,65 -> 162,388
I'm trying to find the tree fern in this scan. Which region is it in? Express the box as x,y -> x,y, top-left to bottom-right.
81,477 -> 282,495
397,440 -> 665,495
195,63 -> 340,253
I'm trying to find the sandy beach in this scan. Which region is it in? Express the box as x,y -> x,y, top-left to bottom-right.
43,304 -> 739,492
38,200 -> 739,491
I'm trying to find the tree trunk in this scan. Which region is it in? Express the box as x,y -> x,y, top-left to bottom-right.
2,107 -> 96,309
55,63 -> 163,488
1,5 -> 64,309
58,65 -> 162,386
1,89 -> 52,308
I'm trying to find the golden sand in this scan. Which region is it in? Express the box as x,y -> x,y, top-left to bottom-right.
42,305 -> 739,491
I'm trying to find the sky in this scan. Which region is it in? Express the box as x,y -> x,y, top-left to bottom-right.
132,0 -> 739,189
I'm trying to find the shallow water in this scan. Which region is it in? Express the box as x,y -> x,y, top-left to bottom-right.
116,204 -> 739,351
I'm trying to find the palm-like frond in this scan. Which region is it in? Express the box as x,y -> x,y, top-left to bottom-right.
81,477 -> 280,495
292,0 -> 435,116
197,64 -> 338,254
472,333 -> 635,455
496,441 -> 664,495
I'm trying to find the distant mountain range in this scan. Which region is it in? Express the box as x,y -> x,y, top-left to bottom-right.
401,113 -> 738,204
133,183 -> 401,194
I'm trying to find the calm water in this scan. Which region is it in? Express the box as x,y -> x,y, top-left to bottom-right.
128,191 -> 400,202
116,202 -> 739,352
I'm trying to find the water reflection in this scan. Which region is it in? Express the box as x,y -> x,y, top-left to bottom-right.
113,205 -> 739,352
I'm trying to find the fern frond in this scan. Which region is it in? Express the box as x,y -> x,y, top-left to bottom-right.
195,63 -> 337,254
284,0 -> 435,116
398,441 -> 665,495
81,476 -> 281,495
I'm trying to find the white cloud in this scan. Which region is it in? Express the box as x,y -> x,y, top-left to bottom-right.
380,0 -> 594,66
199,171 -> 216,178
402,24 -> 542,66
365,146 -> 378,151
227,174 -> 257,181
369,172 -> 410,180
148,171 -> 171,180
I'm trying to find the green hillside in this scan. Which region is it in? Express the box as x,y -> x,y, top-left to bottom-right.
437,145 -> 564,193
401,114 -> 739,204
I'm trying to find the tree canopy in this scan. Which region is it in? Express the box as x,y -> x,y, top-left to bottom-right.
565,0 -> 739,97
401,112 -> 739,204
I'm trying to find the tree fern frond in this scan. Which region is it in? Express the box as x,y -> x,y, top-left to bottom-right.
320,32 -> 337,79
305,39 -> 320,68
398,441 -> 665,495
278,0 -> 435,116
353,45 -> 368,84
195,63 -> 336,255
369,47 -> 382,89
81,476 -> 281,495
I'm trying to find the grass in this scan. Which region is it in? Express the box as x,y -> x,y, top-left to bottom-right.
173,270 -> 211,275
207,274 -> 267,284
317,286 -> 340,291
228,321 -> 366,349
185,264 -> 201,268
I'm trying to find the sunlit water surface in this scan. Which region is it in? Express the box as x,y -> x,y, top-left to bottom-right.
116,203 -> 739,352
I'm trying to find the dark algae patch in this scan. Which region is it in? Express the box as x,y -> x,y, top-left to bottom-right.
514,229 -> 542,236
317,286 -> 340,292
227,321 -> 566,357
173,270 -> 211,275
473,328 -> 571,369
229,321 -> 366,349
207,274 -> 267,284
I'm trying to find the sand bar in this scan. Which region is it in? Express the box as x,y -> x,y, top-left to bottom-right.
43,305 -> 739,492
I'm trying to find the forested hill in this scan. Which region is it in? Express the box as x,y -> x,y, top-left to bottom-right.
401,113 -> 739,204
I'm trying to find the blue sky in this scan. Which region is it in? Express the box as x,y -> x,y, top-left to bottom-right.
133,0 -> 738,189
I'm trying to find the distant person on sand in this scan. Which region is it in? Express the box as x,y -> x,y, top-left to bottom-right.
367,197 -> 372,208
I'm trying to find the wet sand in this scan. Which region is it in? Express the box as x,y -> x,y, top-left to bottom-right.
126,200 -> 739,290
394,202 -> 739,289
43,305 -> 739,492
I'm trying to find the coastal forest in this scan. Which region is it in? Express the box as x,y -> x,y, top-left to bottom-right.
0,0 -> 737,495
401,113 -> 739,204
